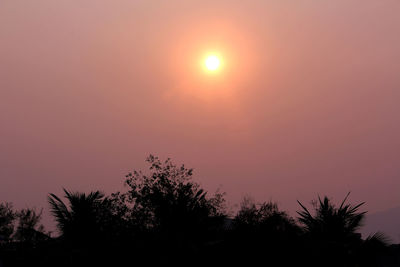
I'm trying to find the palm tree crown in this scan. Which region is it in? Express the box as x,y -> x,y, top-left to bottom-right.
48,189 -> 105,241
297,193 -> 366,241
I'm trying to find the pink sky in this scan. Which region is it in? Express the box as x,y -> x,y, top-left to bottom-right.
1,1 -> 400,229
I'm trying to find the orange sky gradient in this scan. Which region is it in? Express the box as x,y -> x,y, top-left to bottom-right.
1,1 -> 400,232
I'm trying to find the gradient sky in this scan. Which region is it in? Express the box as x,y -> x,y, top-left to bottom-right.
1,0 -> 400,230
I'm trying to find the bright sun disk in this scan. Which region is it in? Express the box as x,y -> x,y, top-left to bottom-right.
205,55 -> 220,71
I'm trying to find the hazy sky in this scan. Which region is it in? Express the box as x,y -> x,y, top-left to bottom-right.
1,1 -> 400,229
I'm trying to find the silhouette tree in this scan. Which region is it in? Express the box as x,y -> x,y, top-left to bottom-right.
48,189 -> 106,243
112,155 -> 226,264
296,193 -> 387,267
228,197 -> 301,265
234,197 -> 298,231
13,208 -> 47,244
0,202 -> 15,243
297,193 -> 365,242
47,189 -> 138,266
115,155 -> 225,230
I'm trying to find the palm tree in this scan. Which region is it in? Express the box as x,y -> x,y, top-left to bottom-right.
297,192 -> 365,242
297,193 -> 388,267
48,189 -> 105,242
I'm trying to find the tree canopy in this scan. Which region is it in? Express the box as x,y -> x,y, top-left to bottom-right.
0,156 -> 396,267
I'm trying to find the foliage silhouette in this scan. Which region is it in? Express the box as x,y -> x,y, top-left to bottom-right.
235,197 -> 298,231
297,192 -> 366,241
297,193 -> 388,266
0,157 -> 399,267
48,189 -> 107,244
113,155 -> 225,230
110,155 -> 226,264
222,197 -> 302,265
0,203 -> 15,243
13,208 -> 47,244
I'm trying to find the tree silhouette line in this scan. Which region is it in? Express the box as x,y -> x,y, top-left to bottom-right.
0,155 -> 399,266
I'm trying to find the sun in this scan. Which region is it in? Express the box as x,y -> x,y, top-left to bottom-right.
205,55 -> 221,71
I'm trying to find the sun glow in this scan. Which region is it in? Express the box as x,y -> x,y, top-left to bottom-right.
205,55 -> 221,71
